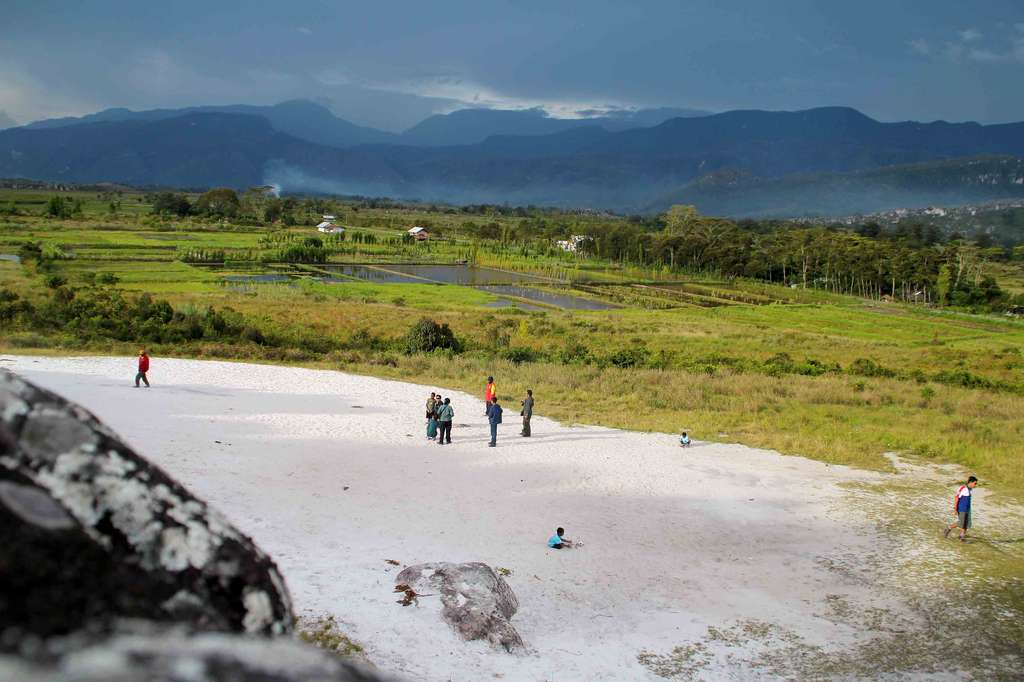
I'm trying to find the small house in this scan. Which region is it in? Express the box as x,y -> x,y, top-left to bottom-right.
555,234 -> 589,252
317,221 -> 344,234
408,226 -> 430,241
322,214 -> 336,221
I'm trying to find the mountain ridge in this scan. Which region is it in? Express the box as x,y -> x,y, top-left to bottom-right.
3,106 -> 1024,215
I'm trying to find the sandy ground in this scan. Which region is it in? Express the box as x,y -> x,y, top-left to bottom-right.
3,355 -> 968,680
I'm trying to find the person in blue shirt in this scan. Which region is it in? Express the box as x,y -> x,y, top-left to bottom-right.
487,397 -> 503,447
944,476 -> 978,541
548,527 -> 574,549
679,431 -> 691,447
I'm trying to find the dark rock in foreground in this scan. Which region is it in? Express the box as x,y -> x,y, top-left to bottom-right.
0,625 -> 386,682
0,369 -> 294,648
396,562 -> 524,652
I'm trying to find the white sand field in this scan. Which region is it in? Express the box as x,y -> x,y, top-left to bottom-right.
3,355 -> 985,680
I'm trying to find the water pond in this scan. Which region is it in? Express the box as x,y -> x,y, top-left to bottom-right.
481,285 -> 619,310
321,264 -> 551,285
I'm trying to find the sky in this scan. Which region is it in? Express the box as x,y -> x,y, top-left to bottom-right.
2,0 -> 1024,131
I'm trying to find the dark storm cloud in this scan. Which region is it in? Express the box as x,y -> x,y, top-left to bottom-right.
2,0 -> 1023,129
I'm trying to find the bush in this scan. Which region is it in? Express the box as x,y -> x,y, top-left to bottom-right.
405,318 -> 463,354
607,347 -> 650,368
18,242 -> 43,264
0,289 -> 33,322
848,358 -> 897,378
558,342 -> 592,364
97,272 -> 120,285
241,326 -> 266,345
503,347 -> 539,364
44,274 -> 68,289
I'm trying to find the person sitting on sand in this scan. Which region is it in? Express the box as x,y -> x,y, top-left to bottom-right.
135,349 -> 150,388
679,431 -> 690,447
548,527 -> 573,549
944,476 -> 978,542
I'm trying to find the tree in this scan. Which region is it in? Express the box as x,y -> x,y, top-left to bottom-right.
195,188 -> 240,218
404,318 -> 462,354
664,205 -> 700,234
45,195 -> 81,219
936,264 -> 951,306
152,192 -> 192,217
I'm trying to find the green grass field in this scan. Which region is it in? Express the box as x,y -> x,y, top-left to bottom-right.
2,189 -> 1023,498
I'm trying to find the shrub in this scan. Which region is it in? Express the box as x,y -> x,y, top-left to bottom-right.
848,358 -> 897,378
241,325 -> 266,345
17,242 -> 43,263
0,289 -> 32,322
607,347 -> 650,368
44,274 -> 68,289
503,347 -> 539,364
557,342 -> 592,364
97,272 -> 120,285
405,318 -> 463,354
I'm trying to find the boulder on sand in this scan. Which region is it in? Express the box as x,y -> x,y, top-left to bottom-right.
0,370 -> 294,648
395,562 -> 524,652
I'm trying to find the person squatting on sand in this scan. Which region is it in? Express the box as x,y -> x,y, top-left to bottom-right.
484,376 -> 496,415
435,397 -> 454,445
520,389 -> 533,437
487,397 -> 503,447
944,476 -> 978,541
679,431 -> 691,447
135,349 -> 150,387
548,527 -> 574,549
426,392 -> 439,441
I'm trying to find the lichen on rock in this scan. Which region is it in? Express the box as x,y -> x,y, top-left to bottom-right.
0,369 -> 295,646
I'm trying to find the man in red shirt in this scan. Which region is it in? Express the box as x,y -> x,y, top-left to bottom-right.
135,349 -> 151,388
484,376 -> 496,415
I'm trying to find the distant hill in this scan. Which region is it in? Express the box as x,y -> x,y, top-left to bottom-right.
23,100 -> 707,149
24,100 -> 399,148
0,110 -> 15,131
3,106 -> 1024,214
649,156 -> 1024,217
400,106 -> 708,146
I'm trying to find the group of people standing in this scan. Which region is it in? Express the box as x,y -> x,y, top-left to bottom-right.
424,376 -> 534,447
425,393 -> 454,445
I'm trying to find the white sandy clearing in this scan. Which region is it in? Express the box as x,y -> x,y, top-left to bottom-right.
4,355 -> 909,681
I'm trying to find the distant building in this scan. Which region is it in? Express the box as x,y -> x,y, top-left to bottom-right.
408,226 -> 430,241
556,235 -> 590,252
317,221 -> 344,234
322,214 -> 336,221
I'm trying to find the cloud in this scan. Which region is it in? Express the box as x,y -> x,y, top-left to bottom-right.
360,73 -> 632,119
967,48 -> 1002,62
911,26 -> 1024,65
297,27 -> 312,35
0,69 -> 99,123
908,38 -> 930,56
